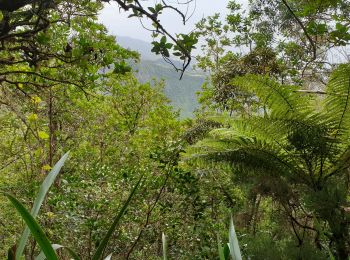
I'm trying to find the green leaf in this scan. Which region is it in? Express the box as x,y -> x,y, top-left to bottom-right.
35,244 -> 79,260
38,131 -> 49,140
16,152 -> 70,259
155,4 -> 163,12
165,43 -> 173,49
92,175 -> 144,260
223,244 -> 230,260
217,234 -> 225,260
162,232 -> 168,260
4,193 -> 58,260
148,7 -> 156,13
228,216 -> 242,260
160,36 -> 167,44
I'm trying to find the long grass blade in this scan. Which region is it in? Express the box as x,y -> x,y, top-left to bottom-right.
162,232 -> 168,260
4,193 -> 58,260
223,244 -> 230,260
92,175 -> 143,260
16,152 -> 70,259
229,216 -> 242,260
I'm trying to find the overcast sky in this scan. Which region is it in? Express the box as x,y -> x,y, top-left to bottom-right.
98,1 -> 248,42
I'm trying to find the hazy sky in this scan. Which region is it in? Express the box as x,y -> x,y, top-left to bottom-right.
98,1 -> 248,42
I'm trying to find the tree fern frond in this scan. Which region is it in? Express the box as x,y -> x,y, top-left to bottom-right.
323,63 -> 350,140
209,121 -> 286,150
196,141 -> 308,181
231,74 -> 311,116
208,114 -> 327,154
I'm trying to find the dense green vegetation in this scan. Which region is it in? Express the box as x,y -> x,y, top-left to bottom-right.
0,0 -> 350,259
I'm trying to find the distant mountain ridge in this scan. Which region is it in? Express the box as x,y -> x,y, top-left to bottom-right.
116,36 -> 158,60
116,36 -> 206,118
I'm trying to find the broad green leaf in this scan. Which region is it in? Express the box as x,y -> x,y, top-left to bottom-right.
92,175 -> 144,260
229,216 -> 242,260
16,152 -> 70,259
35,244 -> 79,260
162,232 -> 168,260
4,193 -> 58,260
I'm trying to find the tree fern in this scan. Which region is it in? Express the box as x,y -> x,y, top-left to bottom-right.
190,64 -> 350,258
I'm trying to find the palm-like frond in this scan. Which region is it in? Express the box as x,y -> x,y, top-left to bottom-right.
192,131 -> 306,181
323,63 -> 350,141
231,74 -> 311,117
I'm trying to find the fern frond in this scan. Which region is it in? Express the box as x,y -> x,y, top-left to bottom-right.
192,138 -> 306,181
323,63 -> 350,140
210,118 -> 287,148
231,75 -> 311,117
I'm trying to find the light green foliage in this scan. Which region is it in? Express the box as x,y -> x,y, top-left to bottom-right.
0,73 -> 183,258
92,175 -> 143,260
0,1 -> 185,258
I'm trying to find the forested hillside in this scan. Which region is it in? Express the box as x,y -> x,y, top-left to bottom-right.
117,36 -> 205,118
0,1 -> 350,259
135,59 -> 205,118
